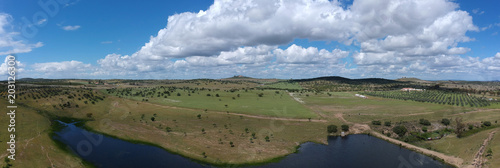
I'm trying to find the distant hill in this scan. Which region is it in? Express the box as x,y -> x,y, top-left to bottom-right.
396,77 -> 431,83
291,76 -> 403,85
226,75 -> 254,79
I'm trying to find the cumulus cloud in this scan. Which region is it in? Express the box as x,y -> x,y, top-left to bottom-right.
134,0 -> 352,58
0,13 -> 44,55
62,25 -> 81,31
32,60 -> 92,72
275,44 -> 348,64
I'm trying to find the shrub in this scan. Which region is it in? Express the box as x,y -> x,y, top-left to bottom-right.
393,126 -> 407,137
419,119 -> 431,126
327,125 -> 338,133
422,126 -> 428,132
372,120 -> 381,125
166,127 -> 172,132
341,125 -> 349,132
468,125 -> 474,130
484,121 -> 492,127
384,121 -> 392,127
441,118 -> 451,126
197,114 -> 201,119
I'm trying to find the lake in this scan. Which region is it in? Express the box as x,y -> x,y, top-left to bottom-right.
52,121 -> 452,168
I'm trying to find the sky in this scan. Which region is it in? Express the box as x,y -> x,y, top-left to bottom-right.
1,0 -> 500,80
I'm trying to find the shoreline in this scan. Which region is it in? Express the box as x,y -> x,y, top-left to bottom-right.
51,118 -> 462,168
369,131 -> 462,168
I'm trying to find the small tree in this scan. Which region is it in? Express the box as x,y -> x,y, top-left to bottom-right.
392,125 -> 407,137
341,125 -> 349,132
483,121 -> 492,127
327,125 -> 338,133
384,121 -> 391,127
230,141 -> 234,147
166,127 -> 172,132
441,118 -> 451,126
419,119 -> 431,126
372,120 -> 381,125
422,126 -> 428,132
265,136 -> 270,142
86,113 -> 93,119
455,117 -> 465,137
202,128 -> 206,134
202,152 -> 207,158
245,128 -> 249,133
252,132 -> 256,139
197,114 -> 201,119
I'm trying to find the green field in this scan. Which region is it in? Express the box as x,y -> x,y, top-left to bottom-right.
103,88 -> 316,119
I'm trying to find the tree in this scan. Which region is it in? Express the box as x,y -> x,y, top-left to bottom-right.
455,117 -> 465,137
202,128 -> 205,134
372,120 -> 381,125
216,93 -> 220,97
230,141 -> 234,147
384,121 -> 391,127
265,136 -> 270,142
392,126 -> 407,137
341,125 -> 349,132
197,114 -> 201,119
245,128 -> 249,133
441,118 -> 451,126
166,127 -> 172,132
327,125 -> 338,133
257,93 -> 264,97
151,117 -> 155,121
422,126 -> 428,132
86,113 -> 93,119
483,121 -> 492,127
419,119 -> 431,126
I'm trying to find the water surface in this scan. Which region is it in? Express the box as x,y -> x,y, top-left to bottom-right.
53,122 -> 452,168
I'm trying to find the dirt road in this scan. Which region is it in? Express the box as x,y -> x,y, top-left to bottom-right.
371,131 -> 464,168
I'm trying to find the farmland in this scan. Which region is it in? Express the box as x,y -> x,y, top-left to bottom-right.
0,77 -> 499,167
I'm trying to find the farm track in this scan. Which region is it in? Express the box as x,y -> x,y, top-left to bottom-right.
370,131 -> 464,168
471,130 -> 497,168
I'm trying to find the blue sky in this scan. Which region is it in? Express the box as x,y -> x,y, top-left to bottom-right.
1,0 -> 500,80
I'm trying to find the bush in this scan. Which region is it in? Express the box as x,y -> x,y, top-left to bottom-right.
468,125 -> 474,130
372,120 -> 381,125
384,121 -> 392,127
484,121 -> 492,127
441,118 -> 451,126
393,126 -> 407,137
419,119 -> 431,126
341,125 -> 349,132
422,126 -> 428,132
327,125 -> 338,133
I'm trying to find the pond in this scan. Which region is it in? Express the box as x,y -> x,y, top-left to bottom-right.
52,121 -> 452,168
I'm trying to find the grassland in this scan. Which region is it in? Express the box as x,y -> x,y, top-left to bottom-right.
103,88 -> 317,119
1,77 -> 499,168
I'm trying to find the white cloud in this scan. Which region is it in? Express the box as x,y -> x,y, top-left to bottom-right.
472,8 -> 484,15
62,25 -> 81,31
0,55 -> 25,76
0,13 -> 44,55
101,41 -> 113,44
32,60 -> 91,72
37,19 -> 47,25
274,44 -> 348,64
